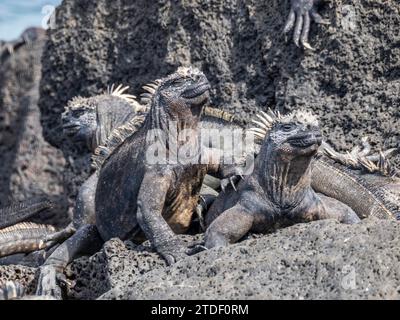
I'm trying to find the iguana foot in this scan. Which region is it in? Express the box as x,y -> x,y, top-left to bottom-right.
284,0 -> 330,50
157,240 -> 190,265
35,265 -> 63,299
220,176 -> 241,192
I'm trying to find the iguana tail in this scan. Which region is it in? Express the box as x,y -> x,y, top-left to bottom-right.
0,197 -> 53,229
0,222 -> 57,258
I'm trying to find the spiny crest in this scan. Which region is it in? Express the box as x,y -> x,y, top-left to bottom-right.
247,109 -> 319,143
106,83 -> 139,108
140,79 -> 162,105
91,114 -> 146,171
323,142 -> 399,178
65,84 -> 143,113
0,222 -> 56,235
202,106 -> 237,123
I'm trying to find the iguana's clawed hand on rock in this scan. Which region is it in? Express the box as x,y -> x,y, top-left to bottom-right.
284,0 -> 330,50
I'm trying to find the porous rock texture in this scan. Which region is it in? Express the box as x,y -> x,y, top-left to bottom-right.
1,218 -> 399,299
99,218 -> 400,300
0,31 -> 68,227
40,0 -> 400,154
0,265 -> 37,295
38,0 -> 400,200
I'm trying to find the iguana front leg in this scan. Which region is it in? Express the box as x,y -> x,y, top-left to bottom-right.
205,205 -> 255,249
284,0 -> 330,50
297,193 -> 360,224
137,170 -> 188,265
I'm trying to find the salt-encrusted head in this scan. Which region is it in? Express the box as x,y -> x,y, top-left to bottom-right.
61,84 -> 141,150
248,109 -> 321,158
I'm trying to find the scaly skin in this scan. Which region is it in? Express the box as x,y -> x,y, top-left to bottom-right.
0,197 -> 53,229
247,111 -> 400,221
284,0 -> 330,50
205,110 -> 360,249
36,67 -> 239,298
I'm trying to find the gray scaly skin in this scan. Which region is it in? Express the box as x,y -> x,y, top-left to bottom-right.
247,110 -> 400,221
0,198 -> 71,259
284,0 -> 330,50
0,81 -> 235,292
312,147 -> 400,220
36,67 -> 238,298
205,110 -> 360,248
0,86 -> 140,263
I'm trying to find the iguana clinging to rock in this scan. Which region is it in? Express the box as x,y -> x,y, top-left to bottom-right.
284,0 -> 330,50
36,67 -> 240,297
205,109 -> 361,248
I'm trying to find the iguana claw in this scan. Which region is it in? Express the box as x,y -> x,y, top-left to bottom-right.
158,240 -> 189,265
284,0 -> 329,49
221,176 -> 240,192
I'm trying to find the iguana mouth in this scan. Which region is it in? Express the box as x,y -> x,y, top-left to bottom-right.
182,82 -> 210,99
288,133 -> 322,148
62,123 -> 80,135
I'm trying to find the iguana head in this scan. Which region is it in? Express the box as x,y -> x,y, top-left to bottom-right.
62,85 -> 142,150
62,96 -> 97,144
144,67 -> 211,131
248,109 -> 322,206
249,109 -> 322,160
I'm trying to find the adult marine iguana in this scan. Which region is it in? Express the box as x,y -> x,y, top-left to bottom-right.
36,67 -> 241,297
204,109 -> 361,248
247,110 -> 400,221
0,85 -> 145,265
284,0 -> 330,50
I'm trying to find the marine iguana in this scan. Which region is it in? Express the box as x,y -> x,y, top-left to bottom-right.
36,67 -> 241,298
247,110 -> 400,221
0,197 -> 71,259
284,0 -> 330,50
204,109 -> 361,248
62,84 -> 146,152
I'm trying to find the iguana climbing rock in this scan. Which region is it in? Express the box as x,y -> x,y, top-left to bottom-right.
246,110 -> 400,221
284,0 -> 330,50
36,67 -> 241,298
0,197 -> 72,259
204,109 -> 361,248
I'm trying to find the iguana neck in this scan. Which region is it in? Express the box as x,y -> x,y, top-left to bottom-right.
92,105 -> 134,151
143,97 -> 202,152
256,141 -> 313,210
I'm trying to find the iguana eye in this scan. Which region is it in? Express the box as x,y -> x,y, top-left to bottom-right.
281,124 -> 294,132
72,109 -> 85,117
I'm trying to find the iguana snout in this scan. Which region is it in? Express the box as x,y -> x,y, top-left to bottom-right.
61,107 -> 97,143
286,129 -> 322,155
